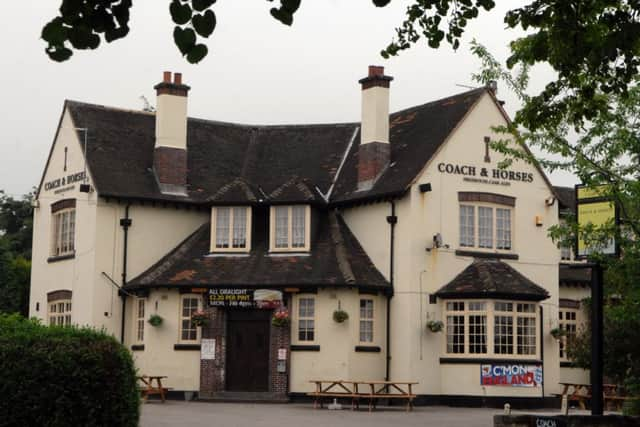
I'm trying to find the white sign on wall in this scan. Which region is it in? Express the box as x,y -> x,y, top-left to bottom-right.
201,339 -> 216,360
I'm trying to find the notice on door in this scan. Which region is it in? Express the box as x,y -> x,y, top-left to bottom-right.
201,339 -> 216,360
207,288 -> 283,309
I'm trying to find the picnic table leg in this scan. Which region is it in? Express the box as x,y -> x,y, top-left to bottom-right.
157,378 -> 166,403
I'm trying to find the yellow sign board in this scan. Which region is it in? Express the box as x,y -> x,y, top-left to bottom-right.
576,185 -> 617,257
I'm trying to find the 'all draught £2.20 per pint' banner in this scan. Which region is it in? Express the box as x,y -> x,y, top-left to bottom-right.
481,364 -> 543,387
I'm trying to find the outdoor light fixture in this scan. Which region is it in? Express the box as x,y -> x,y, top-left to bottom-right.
419,183 -> 432,193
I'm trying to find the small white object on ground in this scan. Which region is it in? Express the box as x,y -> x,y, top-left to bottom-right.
328,399 -> 342,410
503,403 -> 511,415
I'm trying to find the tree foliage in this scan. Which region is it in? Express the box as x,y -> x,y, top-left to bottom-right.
0,191 -> 34,316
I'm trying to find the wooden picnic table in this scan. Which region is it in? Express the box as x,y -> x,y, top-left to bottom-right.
557,382 -> 627,411
138,375 -> 170,403
308,379 -> 418,411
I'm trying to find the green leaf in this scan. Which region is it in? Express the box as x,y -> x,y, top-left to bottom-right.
186,43 -> 208,63
46,46 -> 73,62
41,18 -> 66,45
192,0 -> 216,12
270,8 -> 293,26
170,0 -> 192,25
192,10 -> 216,38
173,26 -> 196,55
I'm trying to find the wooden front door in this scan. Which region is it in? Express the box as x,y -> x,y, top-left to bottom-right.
226,309 -> 271,392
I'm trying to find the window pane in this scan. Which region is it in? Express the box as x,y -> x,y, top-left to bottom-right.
275,207 -> 289,248
468,302 -> 486,311
360,299 -> 374,342
494,302 -> 513,312
496,208 -> 511,250
517,303 -> 536,313
446,301 -> 464,311
478,207 -> 493,248
469,315 -> 487,354
232,207 -> 247,248
291,206 -> 306,248
459,205 -> 475,247
446,315 -> 465,353
517,317 -> 536,355
561,246 -> 571,260
298,298 -> 315,341
215,208 -> 230,248
494,315 -> 513,354
68,210 -> 76,252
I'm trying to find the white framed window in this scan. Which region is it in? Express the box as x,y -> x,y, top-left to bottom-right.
298,297 -> 315,341
444,300 -> 538,358
48,300 -> 72,326
180,295 -> 201,342
210,206 -> 251,252
270,205 -> 311,251
560,246 -> 572,261
559,308 -> 578,360
135,298 -> 145,343
359,299 -> 374,342
458,205 -> 513,251
51,208 -> 76,256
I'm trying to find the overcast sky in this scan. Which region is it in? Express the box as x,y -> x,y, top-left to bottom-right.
0,1 -> 577,197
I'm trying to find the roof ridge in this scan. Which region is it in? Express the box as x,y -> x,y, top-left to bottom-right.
389,87 -> 487,118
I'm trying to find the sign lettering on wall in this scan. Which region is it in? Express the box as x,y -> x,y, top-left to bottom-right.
201,339 -> 216,360
437,162 -> 534,187
480,364 -> 542,387
207,289 -> 283,309
43,171 -> 87,192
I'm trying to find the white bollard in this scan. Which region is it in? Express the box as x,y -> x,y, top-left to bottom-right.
561,394 -> 568,415
504,403 -> 511,415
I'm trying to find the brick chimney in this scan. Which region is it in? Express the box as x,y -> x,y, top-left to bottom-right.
357,66 -> 393,191
153,71 -> 190,195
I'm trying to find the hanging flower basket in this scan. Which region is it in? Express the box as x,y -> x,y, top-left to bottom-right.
426,320 -> 444,333
333,309 -> 349,323
272,308 -> 289,327
550,327 -> 567,339
148,314 -> 163,327
191,310 -> 209,327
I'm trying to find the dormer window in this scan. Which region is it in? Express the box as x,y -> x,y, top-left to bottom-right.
270,205 -> 310,252
210,206 -> 252,252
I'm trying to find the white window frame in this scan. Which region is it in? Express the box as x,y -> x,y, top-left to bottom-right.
444,299 -> 539,359
559,307 -> 579,361
269,205 -> 311,252
296,296 -> 315,342
51,208 -> 76,256
135,298 -> 145,343
179,295 -> 202,343
359,299 -> 374,343
458,204 -> 513,251
48,300 -> 72,326
210,206 -> 252,252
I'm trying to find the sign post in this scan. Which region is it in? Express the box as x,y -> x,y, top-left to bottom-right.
590,263 -> 604,416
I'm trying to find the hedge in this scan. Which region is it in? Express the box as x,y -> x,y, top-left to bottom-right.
0,314 -> 139,427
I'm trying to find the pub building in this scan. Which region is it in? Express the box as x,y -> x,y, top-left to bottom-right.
29,67 -> 589,406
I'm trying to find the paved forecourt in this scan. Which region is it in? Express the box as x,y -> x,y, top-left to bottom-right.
139,401 -> 565,427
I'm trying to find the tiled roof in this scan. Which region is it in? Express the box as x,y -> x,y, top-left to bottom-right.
64,87 -> 486,206
126,211 -> 390,291
553,186 -> 576,214
435,259 -> 549,301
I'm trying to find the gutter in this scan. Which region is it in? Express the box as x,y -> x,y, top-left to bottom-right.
119,204 -> 132,344
385,201 -> 397,381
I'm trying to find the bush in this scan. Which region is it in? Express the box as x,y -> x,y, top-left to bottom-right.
0,314 -> 139,427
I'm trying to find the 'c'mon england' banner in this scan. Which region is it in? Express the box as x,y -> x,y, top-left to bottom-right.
481,364 -> 543,387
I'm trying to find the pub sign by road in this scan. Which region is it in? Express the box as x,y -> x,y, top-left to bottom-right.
208,288 -> 283,309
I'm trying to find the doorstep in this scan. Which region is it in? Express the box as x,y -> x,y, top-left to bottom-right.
198,391 -> 290,403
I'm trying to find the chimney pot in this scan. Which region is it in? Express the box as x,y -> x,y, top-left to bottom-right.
163,71 -> 171,83
174,73 -> 182,85
368,65 -> 384,77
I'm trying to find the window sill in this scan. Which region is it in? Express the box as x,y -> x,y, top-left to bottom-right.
455,249 -> 519,260
268,252 -> 310,257
131,344 -> 145,351
47,253 -> 76,263
439,357 -> 542,365
174,343 -> 201,351
355,345 -> 381,353
290,344 -> 320,352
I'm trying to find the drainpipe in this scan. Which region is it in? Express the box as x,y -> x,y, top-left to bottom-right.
119,204 -> 132,343
385,201 -> 397,381
539,305 -> 544,400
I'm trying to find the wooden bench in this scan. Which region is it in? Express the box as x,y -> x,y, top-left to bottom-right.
557,382 -> 634,412
138,375 -> 171,403
308,380 -> 418,411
